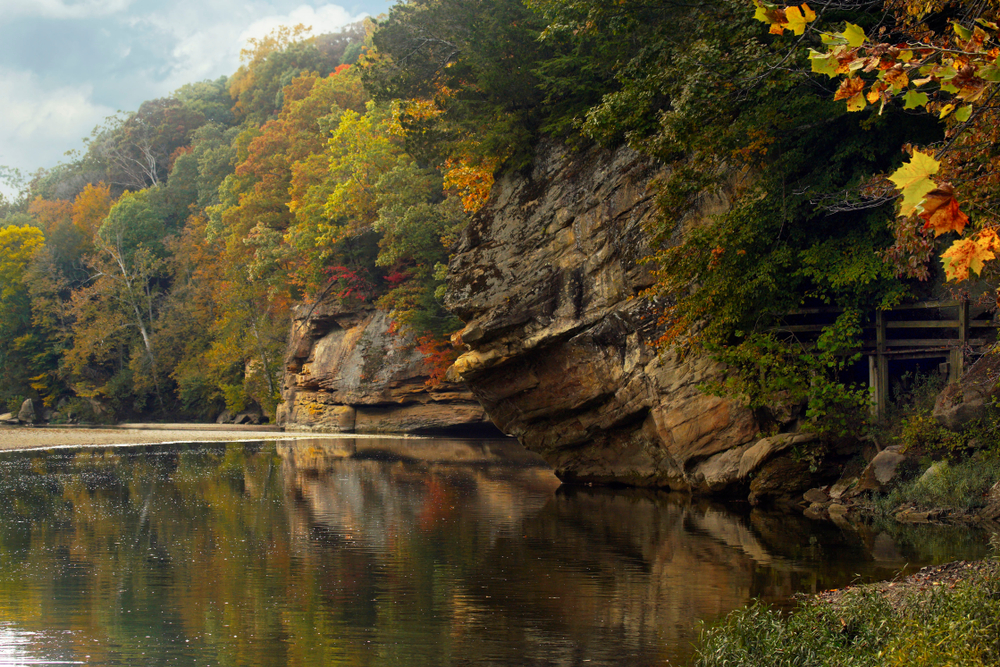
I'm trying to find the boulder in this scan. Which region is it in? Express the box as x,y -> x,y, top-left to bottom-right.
933,352 -> 1000,431
933,383 -> 985,431
802,487 -> 829,505
17,399 -> 37,424
829,457 -> 865,500
215,410 -> 234,424
981,480 -> 1000,521
233,411 -> 262,425
748,456 -> 815,506
919,461 -> 948,486
738,433 -> 816,479
0,412 -> 14,423
279,304 -> 490,434
853,446 -> 911,494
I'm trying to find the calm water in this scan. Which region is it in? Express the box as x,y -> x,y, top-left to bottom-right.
0,437 -> 992,666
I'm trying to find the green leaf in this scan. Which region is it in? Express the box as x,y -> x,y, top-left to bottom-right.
979,64 -> 1000,82
888,150 -> 940,217
902,89 -> 929,109
955,105 -> 973,122
843,22 -> 866,47
809,49 -> 838,77
952,21 -> 973,41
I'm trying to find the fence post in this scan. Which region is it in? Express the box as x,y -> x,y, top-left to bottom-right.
951,299 -> 969,382
875,310 -> 888,420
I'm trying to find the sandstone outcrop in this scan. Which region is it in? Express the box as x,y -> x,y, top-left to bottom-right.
445,143 -> 761,490
277,300 -> 491,434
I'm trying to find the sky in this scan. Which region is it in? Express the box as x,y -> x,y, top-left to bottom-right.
0,0 -> 393,193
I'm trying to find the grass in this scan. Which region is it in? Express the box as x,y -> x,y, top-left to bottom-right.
695,558 -> 1000,667
866,452 -> 1000,517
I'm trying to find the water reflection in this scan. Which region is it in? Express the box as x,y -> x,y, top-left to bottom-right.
0,438 -> 992,666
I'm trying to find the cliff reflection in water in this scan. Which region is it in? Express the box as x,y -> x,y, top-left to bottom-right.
0,437 -> 991,666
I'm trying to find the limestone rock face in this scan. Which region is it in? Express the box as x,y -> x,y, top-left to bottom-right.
278,301 -> 489,433
445,143 -> 758,489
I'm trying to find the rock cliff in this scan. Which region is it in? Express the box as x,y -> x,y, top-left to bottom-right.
277,300 -> 491,434
445,143 -> 761,490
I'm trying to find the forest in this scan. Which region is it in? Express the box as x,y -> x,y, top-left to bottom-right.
1,0 -> 998,426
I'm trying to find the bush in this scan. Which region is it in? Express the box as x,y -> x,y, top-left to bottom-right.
696,561 -> 1000,667
871,453 -> 1000,515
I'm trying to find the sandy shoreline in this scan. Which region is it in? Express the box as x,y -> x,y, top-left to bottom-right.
0,424 -> 329,452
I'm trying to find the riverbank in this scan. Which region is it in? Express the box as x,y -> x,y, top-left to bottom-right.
0,424 -> 324,452
695,553 -> 1000,666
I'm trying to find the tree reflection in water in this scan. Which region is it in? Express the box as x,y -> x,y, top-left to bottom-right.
0,438 -> 991,666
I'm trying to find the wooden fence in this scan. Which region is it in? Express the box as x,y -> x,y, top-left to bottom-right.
773,300 -> 998,419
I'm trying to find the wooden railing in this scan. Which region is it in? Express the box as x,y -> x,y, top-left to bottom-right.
773,300 -> 998,419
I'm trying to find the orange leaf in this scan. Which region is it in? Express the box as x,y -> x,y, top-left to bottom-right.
918,184 -> 968,236
978,228 -> 1000,252
941,235 -> 995,281
833,77 -> 865,102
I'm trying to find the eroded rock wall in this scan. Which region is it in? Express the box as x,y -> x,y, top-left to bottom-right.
445,143 -> 759,490
277,300 -> 489,433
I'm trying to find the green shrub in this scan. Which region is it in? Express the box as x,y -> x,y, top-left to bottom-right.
696,563 -> 1000,667
872,453 -> 1000,515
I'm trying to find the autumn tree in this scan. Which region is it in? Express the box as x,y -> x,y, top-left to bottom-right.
89,98 -> 207,191
0,223 -> 45,409
66,190 -> 169,411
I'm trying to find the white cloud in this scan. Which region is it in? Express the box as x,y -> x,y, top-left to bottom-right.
0,67 -> 114,177
238,4 -> 367,48
135,4 -> 368,99
0,0 -> 132,20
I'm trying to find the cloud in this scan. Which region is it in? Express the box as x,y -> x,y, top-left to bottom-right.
0,1 -> 383,182
0,0 -> 133,20
239,4 -> 367,46
134,3 -> 368,97
0,67 -> 114,176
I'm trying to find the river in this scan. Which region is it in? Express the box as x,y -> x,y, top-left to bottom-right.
0,437 -> 992,666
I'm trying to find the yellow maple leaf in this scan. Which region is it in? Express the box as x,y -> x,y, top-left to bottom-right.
888,150 -> 940,217
785,4 -> 816,35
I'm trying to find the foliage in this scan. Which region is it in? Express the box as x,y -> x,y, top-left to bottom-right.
705,318 -> 870,437
754,0 -> 1000,293
697,566 -> 1000,666
872,451 -> 1000,514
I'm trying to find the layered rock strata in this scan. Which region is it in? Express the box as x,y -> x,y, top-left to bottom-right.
277,301 -> 490,433
445,143 -> 762,490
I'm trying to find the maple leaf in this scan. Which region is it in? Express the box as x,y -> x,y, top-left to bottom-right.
785,4 -> 816,35
888,150 -> 940,217
809,49 -> 838,77
979,228 -> 1000,252
902,89 -> 929,109
842,22 -> 867,47
832,76 -> 860,98
918,184 -> 969,236
941,234 -> 996,281
882,67 -> 909,91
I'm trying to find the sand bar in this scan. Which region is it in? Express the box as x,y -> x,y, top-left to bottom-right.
0,424 -> 329,453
